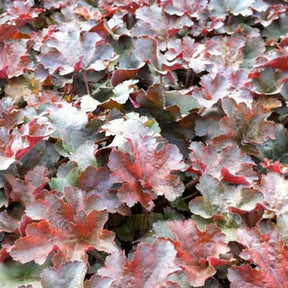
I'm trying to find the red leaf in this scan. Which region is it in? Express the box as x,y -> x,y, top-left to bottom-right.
258,55 -> 288,71
78,167 -> 129,215
0,40 -> 31,79
108,135 -> 186,210
5,165 -> 49,207
221,167 -> 250,185
74,6 -> 103,21
98,0 -> 148,15
0,0 -> 42,42
168,220 -> 230,287
11,192 -> 116,266
111,68 -> 141,86
229,264 -> 266,288
24,90 -> 63,108
0,97 -> 21,128
0,18 -> 32,42
260,158 -> 288,174
13,118 -> 53,160
39,28 -> 115,75
228,227 -> 288,287
98,239 -> 180,287
78,167 -> 112,193
213,97 -> 277,151
189,142 -> 256,184
0,210 -> 21,233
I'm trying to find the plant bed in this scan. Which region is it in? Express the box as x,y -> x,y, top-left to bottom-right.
1,0 -> 288,287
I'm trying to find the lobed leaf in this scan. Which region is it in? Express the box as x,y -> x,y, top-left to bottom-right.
48,103 -> 101,155
41,261 -> 87,288
168,219 -> 230,287
228,227 -> 288,287
97,239 -> 180,288
39,27 -> 115,75
0,260 -> 44,288
213,97 -> 277,153
0,40 -> 31,78
5,165 -> 49,207
189,142 -> 256,184
108,135 -> 186,210
11,192 -> 116,266
190,175 -> 263,219
257,172 -> 288,215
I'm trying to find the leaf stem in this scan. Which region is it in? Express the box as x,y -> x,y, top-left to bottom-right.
140,209 -> 149,236
89,249 -> 105,263
185,68 -> 195,88
183,190 -> 201,200
94,137 -> 110,145
82,70 -> 91,95
183,177 -> 200,200
184,177 -> 199,192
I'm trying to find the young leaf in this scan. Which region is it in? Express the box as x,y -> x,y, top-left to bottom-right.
0,260 -> 45,288
262,13 -> 288,41
0,127 -> 16,171
111,79 -> 139,104
41,261 -> 87,288
69,141 -> 98,171
209,0 -> 267,17
257,124 -> 288,164
165,89 -> 201,117
190,175 -> 263,219
257,172 -> 288,215
101,112 -> 160,149
49,161 -> 78,192
48,103 -> 101,155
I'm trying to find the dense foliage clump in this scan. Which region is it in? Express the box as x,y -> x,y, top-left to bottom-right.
1,0 -> 288,287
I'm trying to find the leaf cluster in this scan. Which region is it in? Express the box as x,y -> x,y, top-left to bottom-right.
1,0 -> 288,287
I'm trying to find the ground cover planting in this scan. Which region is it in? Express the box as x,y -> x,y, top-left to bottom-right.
1,0 -> 288,287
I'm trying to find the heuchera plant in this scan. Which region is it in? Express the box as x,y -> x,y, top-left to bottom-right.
1,0 -> 288,287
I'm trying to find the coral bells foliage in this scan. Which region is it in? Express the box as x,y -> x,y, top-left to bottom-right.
2,0 -> 288,287
108,135 -> 186,210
